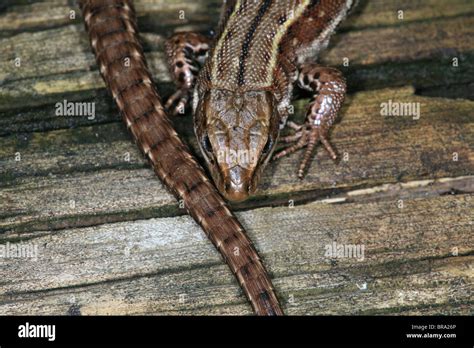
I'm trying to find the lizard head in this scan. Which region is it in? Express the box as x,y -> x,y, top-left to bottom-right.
195,89 -> 280,202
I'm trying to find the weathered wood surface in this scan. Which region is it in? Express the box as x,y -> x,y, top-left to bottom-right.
0,0 -> 473,315
1,184 -> 473,315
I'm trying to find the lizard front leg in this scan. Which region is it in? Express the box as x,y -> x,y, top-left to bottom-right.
164,32 -> 211,115
273,64 -> 346,178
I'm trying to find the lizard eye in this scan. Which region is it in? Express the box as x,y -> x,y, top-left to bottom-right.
262,136 -> 273,154
202,134 -> 213,153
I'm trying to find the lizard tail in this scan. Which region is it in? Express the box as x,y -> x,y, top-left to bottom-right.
78,0 -> 283,315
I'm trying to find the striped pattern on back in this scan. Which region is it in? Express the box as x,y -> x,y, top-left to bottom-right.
209,0 -> 310,90
204,0 -> 353,93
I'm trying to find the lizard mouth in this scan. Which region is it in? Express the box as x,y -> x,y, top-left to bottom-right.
221,165 -> 252,202
222,183 -> 250,202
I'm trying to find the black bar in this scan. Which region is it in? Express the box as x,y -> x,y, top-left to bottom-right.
0,315 -> 472,346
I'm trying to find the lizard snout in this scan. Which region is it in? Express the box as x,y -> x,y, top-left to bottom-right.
221,166 -> 252,202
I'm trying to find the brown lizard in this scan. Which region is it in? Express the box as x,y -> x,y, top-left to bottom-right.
166,0 -> 353,201
79,0 -> 353,315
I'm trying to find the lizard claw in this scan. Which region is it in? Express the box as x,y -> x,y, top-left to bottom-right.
273,122 -> 337,179
165,89 -> 190,116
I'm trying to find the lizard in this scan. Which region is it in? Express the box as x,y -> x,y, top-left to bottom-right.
79,0 -> 282,316
79,0 -> 353,315
165,0 -> 354,202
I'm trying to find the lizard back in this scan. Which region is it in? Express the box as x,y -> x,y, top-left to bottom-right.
199,0 -> 354,94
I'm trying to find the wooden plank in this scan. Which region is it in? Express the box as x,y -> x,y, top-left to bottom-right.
0,0 -> 473,317
1,87 -> 472,232
1,0 -> 472,33
1,8 -> 473,115
0,0 -> 221,35
342,0 -> 474,29
1,192 -> 471,315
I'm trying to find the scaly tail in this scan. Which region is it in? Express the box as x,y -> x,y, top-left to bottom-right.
78,0 -> 283,315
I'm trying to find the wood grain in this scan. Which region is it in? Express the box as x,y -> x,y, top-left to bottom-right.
1,87 -> 472,233
1,2 -> 473,116
0,0 -> 473,315
1,190 -> 471,315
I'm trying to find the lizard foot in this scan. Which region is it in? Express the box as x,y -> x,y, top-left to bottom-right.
273,121 -> 337,179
